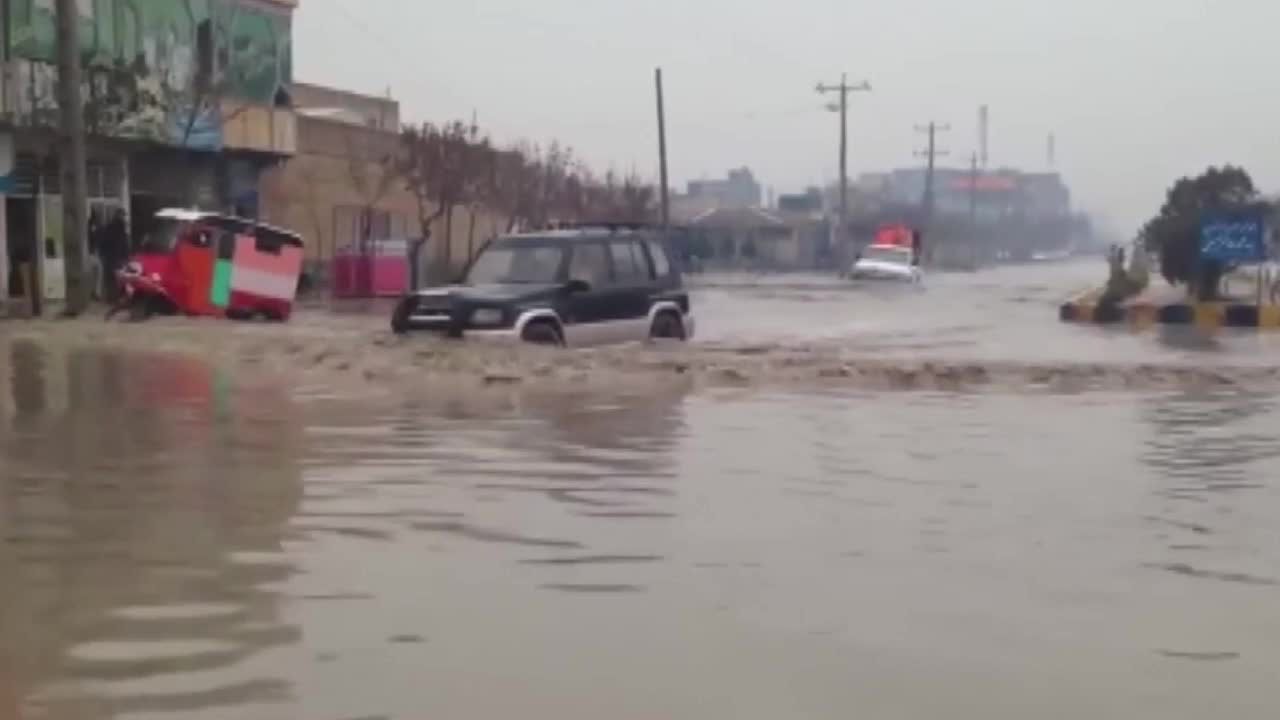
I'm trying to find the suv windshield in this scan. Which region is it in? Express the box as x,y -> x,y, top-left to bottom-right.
466,242 -> 566,285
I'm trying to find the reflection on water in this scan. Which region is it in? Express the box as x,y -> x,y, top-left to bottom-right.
3,342 -> 1280,719
1,343 -> 302,719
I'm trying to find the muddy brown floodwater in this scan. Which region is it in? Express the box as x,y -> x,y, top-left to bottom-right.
2,262 -> 1280,719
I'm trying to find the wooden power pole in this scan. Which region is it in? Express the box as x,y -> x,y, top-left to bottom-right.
914,121 -> 950,224
655,68 -> 670,231
816,74 -> 871,250
55,0 -> 90,315
968,151 -> 979,223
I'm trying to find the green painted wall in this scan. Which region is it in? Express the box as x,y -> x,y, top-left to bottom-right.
8,0 -> 292,105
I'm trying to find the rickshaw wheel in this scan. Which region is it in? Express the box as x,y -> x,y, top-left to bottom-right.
127,297 -> 153,322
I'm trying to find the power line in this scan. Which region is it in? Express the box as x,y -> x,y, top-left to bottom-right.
312,0 -> 420,83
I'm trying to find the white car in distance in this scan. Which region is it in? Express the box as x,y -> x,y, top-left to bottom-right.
849,245 -> 922,283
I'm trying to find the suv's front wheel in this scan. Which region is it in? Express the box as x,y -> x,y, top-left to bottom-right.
649,311 -> 687,341
521,319 -> 564,346
391,296 -> 415,335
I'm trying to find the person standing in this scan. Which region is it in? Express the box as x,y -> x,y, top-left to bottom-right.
87,211 -> 103,300
100,209 -> 129,302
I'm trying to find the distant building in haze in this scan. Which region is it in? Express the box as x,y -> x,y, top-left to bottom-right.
686,167 -> 763,209
777,187 -> 824,214
859,167 -> 1072,221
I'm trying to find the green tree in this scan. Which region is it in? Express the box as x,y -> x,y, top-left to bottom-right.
1140,166 -> 1259,298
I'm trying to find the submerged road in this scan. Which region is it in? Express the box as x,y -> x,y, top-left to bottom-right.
2,260 -> 1279,719
691,260 -> 1280,365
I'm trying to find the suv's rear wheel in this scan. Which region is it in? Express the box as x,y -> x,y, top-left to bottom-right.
649,311 -> 686,341
521,320 -> 564,346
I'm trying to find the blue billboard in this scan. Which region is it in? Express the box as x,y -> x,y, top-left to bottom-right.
1199,212 -> 1268,264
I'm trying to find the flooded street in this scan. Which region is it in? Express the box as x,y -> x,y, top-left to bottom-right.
3,264 -> 1280,719
690,260 -> 1280,365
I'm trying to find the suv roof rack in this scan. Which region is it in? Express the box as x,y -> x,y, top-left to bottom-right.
541,221 -> 658,232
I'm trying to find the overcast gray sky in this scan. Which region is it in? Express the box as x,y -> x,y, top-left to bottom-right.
296,0 -> 1279,232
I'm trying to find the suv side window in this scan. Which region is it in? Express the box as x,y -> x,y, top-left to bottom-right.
646,240 -> 671,277
609,240 -> 648,284
631,241 -> 655,281
568,241 -> 610,287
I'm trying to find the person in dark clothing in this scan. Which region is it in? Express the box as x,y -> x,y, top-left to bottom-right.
88,212 -> 103,300
911,229 -> 924,267
100,209 -> 130,302
8,240 -> 31,298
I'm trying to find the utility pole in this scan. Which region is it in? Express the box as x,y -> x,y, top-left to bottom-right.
968,151 -> 979,224
655,68 -> 670,231
816,74 -> 871,251
978,105 -> 990,169
914,122 -> 950,223
55,0 -> 90,316
968,150 -> 980,266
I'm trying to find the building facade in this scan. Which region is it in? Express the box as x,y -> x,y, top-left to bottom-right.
685,206 -> 826,271
259,82 -> 504,289
1,0 -> 298,306
868,167 -> 1073,221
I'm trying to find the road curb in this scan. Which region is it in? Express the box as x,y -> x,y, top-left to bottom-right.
1060,300 -> 1280,328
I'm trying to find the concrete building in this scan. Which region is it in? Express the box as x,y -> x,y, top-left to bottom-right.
687,206 -> 825,271
777,188 -> 823,214
1,0 -> 298,307
260,84 -> 412,274
289,82 -> 400,131
258,82 -> 504,287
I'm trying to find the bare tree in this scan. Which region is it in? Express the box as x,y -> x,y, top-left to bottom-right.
486,145 -> 532,233
617,173 -> 658,222
538,142 -> 573,225
572,170 -> 657,224
398,120 -> 493,283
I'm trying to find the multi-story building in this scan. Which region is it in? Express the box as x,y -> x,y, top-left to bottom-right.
1,0 -> 298,305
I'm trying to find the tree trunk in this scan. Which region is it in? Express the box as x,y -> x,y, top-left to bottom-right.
467,206 -> 478,263
1197,262 -> 1224,301
443,204 -> 454,276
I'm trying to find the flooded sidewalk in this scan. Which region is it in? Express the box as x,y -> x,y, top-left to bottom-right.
2,335 -> 1280,719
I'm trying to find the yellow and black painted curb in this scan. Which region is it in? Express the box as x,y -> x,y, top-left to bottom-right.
1060,300 -> 1280,328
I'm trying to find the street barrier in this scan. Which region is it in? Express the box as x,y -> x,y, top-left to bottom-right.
1060,297 -> 1280,329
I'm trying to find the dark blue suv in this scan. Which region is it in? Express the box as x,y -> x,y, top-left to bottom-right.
391,227 -> 694,346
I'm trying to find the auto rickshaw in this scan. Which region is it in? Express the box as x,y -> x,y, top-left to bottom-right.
112,209 -> 305,321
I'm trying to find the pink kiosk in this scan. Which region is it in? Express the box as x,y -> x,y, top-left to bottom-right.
332,238 -> 411,298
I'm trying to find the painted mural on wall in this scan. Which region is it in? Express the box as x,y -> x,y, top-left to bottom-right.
8,0 -> 293,151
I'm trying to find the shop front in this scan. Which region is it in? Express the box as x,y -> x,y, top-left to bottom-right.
1,138 -> 128,306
